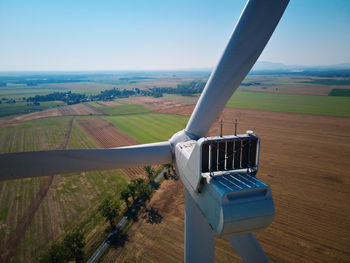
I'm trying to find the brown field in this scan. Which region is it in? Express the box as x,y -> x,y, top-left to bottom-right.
0,103 -> 102,128
76,118 -> 147,178
57,103 -> 103,115
97,101 -> 120,106
102,106 -> 350,263
117,96 -> 188,111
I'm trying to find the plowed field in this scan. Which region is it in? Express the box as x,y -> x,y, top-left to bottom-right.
76,118 -> 146,178
102,107 -> 350,263
117,96 -> 190,113
97,101 -> 120,106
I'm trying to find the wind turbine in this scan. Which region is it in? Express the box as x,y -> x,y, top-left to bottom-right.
0,0 -> 289,262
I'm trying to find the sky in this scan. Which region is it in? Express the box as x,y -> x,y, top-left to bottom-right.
0,0 -> 349,71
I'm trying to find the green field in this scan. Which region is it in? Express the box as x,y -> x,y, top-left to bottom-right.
0,117 -> 129,262
104,113 -> 189,143
302,79 -> 350,85
0,111 -> 190,262
328,88 -> 350,97
0,117 -> 71,261
226,91 -> 350,116
87,101 -> 152,115
0,101 -> 65,118
0,87 -> 65,98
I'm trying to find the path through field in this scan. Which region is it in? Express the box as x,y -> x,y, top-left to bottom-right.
0,118 -> 74,263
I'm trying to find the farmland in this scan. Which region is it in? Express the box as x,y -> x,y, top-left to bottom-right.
102,105 -> 350,263
87,101 -> 152,116
0,71 -> 349,263
0,101 -> 65,118
103,113 -> 189,143
226,91 -> 350,116
0,117 -> 130,262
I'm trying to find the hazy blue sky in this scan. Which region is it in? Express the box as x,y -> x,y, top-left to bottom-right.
0,0 -> 349,70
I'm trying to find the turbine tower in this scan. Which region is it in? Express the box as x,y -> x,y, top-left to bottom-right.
0,0 -> 289,262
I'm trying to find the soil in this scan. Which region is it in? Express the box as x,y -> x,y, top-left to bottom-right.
101,107 -> 350,263
117,96 -> 189,112
97,101 -> 120,106
76,118 -> 146,178
0,118 -> 74,263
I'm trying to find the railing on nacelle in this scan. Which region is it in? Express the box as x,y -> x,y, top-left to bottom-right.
200,132 -> 260,176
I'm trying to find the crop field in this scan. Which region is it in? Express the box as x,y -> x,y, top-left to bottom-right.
103,113 -> 189,143
76,117 -> 147,178
0,117 -> 131,262
0,87 -> 63,99
0,72 -> 350,263
328,88 -> 350,97
87,101 -> 151,115
102,106 -> 350,263
302,78 -> 350,85
226,91 -> 350,116
0,101 -> 65,118
161,90 -> 350,117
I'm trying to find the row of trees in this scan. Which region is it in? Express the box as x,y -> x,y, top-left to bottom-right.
27,91 -> 88,105
40,228 -> 85,263
41,165 -> 173,262
24,80 -> 207,106
98,166 -> 157,229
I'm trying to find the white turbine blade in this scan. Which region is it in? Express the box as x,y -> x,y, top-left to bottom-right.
185,189 -> 214,263
0,142 -> 172,181
185,0 -> 289,138
229,233 -> 269,263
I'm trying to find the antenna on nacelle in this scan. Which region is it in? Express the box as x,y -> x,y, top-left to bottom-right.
220,120 -> 223,137
234,119 -> 238,136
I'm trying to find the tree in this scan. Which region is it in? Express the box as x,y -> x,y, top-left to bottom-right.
144,166 -> 155,182
63,228 -> 85,263
98,196 -> 120,229
128,183 -> 137,202
40,242 -> 68,263
120,189 -> 131,208
139,184 -> 152,207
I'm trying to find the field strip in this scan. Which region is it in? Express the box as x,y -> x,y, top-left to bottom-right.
0,118 -> 74,263
0,103 -> 102,128
76,117 -> 146,178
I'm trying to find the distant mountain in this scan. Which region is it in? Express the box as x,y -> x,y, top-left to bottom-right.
252,61 -> 350,72
253,61 -> 292,71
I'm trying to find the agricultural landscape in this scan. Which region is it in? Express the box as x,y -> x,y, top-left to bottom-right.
0,69 -> 350,262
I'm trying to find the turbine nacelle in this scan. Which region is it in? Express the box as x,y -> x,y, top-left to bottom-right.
174,132 -> 274,237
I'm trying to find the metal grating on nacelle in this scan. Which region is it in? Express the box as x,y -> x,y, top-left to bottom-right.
201,136 -> 259,173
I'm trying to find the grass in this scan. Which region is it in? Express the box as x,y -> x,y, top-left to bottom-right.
0,87 -> 64,98
87,101 -> 151,115
103,113 -> 189,143
226,91 -> 350,117
0,117 -> 72,261
0,116 -> 131,262
0,101 -> 65,118
328,88 -> 350,97
302,79 -> 350,85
